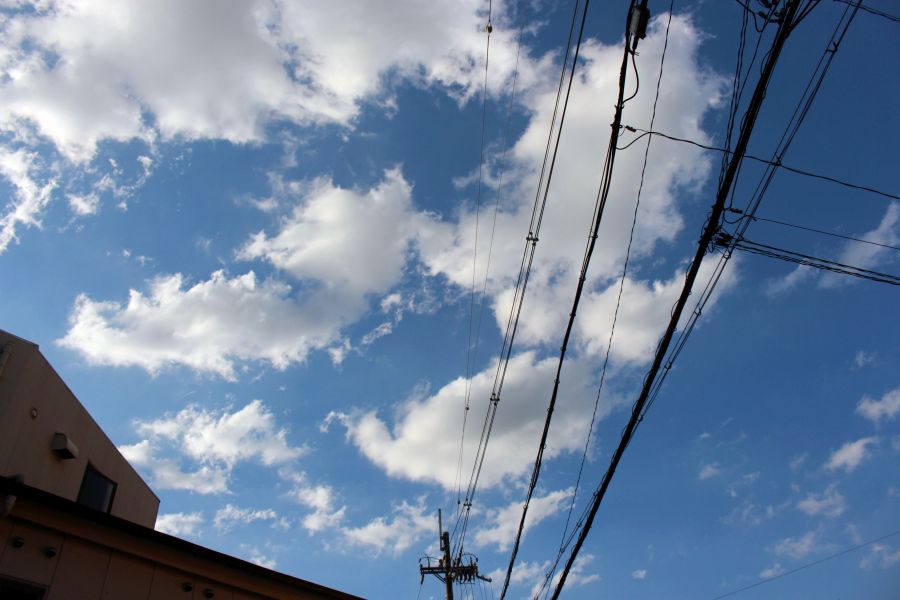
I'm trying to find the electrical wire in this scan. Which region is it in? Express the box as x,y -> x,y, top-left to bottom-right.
723,236 -> 900,285
834,0 -> 900,22
548,4 -> 803,598
533,5 -> 675,599
707,528 -> 900,600
456,0 -> 496,515
641,0 -> 860,426
452,0 -> 593,557
499,2 -> 643,595
741,213 -> 900,252
618,127 -> 900,202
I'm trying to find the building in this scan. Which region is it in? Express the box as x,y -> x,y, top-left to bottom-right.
0,329 -> 362,600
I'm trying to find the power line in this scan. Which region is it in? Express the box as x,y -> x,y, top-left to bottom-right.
549,3 -> 802,598
500,0 -> 647,600
498,2 -> 649,596
640,0 -> 860,430
452,0 -> 594,558
618,128 -> 900,202
533,4 -> 675,598
457,0 -> 496,515
834,0 -> 900,22
739,212 -> 900,252
707,528 -> 900,600
720,235 -> 900,285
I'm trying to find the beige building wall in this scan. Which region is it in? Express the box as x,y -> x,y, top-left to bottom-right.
0,330 -> 159,527
0,485 -> 360,599
0,329 -> 362,599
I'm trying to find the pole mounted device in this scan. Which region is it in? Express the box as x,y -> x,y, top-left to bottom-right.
419,509 -> 491,600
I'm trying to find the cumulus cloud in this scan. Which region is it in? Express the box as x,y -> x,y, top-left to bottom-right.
825,437 -> 879,473
120,400 -> 303,494
796,484 -> 847,518
417,16 -> 726,358
59,172 -> 417,379
631,569 -> 647,580
0,0 -> 529,162
155,512 -> 204,537
239,169 -> 417,309
281,470 -> 347,534
473,488 -> 572,550
856,387 -> 900,424
340,496 -> 433,555
324,351 -> 619,489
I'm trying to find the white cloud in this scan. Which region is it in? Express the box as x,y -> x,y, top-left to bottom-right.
860,544 -> 900,571
245,546 -> 277,570
796,484 -> 847,518
325,351 -> 620,489
281,470 -> 347,534
853,350 -> 876,369
631,569 -> 647,580
486,560 -> 549,589
59,171 -> 417,379
698,463 -> 721,480
0,0 -> 529,162
239,168 -> 417,313
0,147 -> 56,253
213,504 -> 282,533
770,203 -> 900,293
772,531 -> 822,560
789,452 -> 808,471
416,16 -> 727,362
825,437 -> 879,473
819,202 -> 900,289
136,400 -> 304,467
856,388 -> 900,424
340,496 -> 433,555
529,554 -> 600,598
67,192 -> 100,216
120,440 -> 229,494
759,563 -> 784,579
155,512 -> 204,537
120,400 -> 303,494
723,499 -> 780,527
473,488 -> 572,550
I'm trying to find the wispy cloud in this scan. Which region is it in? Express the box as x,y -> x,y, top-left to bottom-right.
825,437 -> 879,473
856,388 -> 900,424
796,484 -> 847,518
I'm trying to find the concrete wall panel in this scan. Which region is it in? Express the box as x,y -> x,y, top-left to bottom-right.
0,522 -> 63,586
47,538 -> 110,600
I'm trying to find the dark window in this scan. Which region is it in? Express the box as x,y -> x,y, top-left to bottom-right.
0,578 -> 46,600
76,464 -> 116,513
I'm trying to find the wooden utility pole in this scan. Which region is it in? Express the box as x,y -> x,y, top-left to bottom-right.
418,510 -> 490,600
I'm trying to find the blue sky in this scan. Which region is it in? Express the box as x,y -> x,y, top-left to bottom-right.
1,1 -> 898,598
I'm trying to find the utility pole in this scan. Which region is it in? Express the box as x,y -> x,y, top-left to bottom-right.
419,510 -> 490,600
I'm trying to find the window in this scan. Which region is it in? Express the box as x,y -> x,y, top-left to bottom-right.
76,464 -> 116,513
